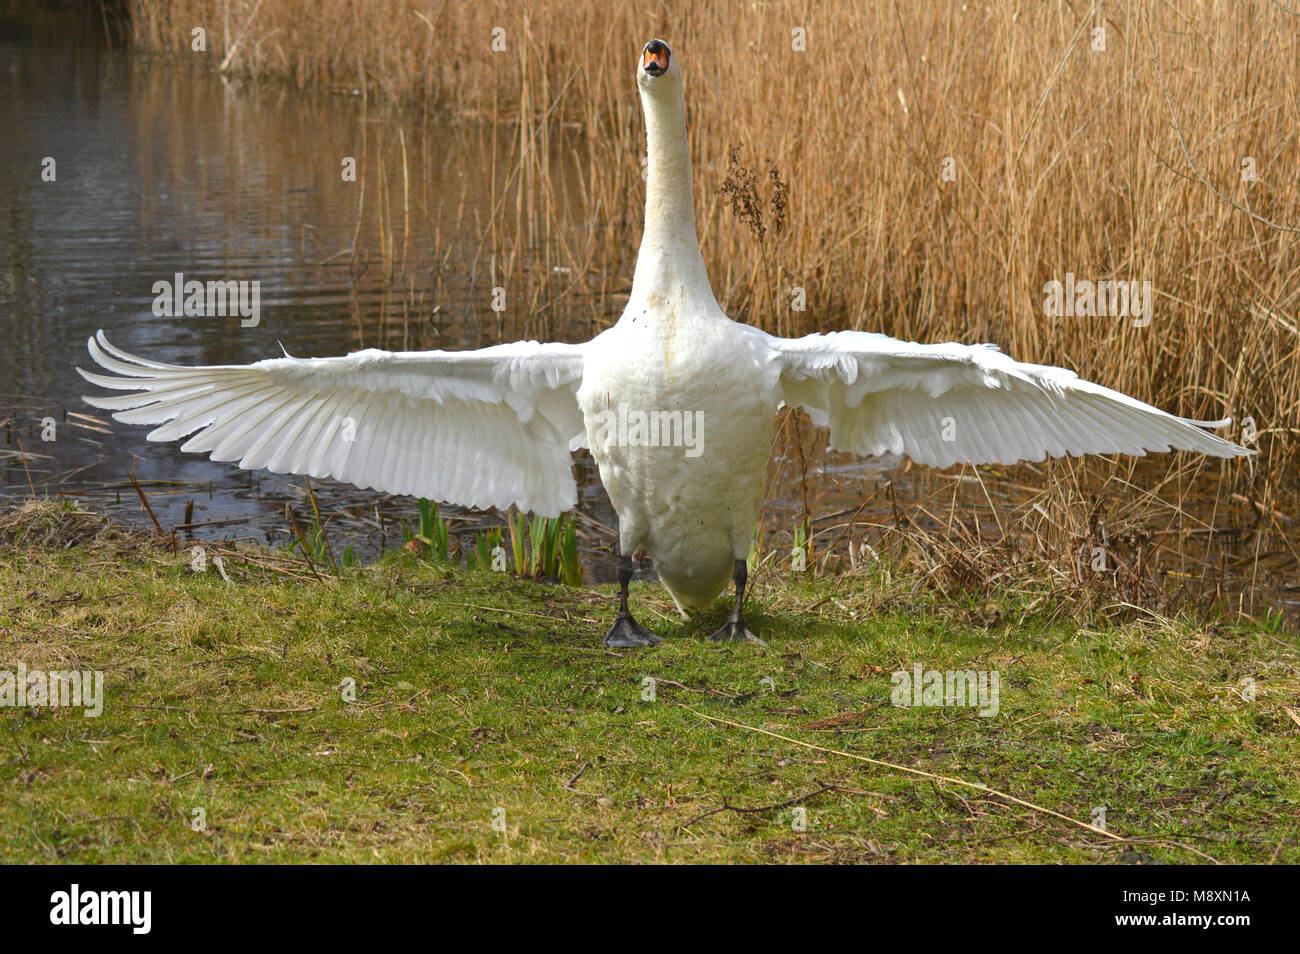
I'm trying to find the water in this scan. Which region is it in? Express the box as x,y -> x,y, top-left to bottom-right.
1,18 -> 1294,615
1,21 -> 623,570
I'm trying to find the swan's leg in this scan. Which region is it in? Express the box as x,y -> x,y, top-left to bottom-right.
707,559 -> 764,645
604,554 -> 661,648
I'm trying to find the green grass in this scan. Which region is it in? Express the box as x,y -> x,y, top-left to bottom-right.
1,515 -> 1298,863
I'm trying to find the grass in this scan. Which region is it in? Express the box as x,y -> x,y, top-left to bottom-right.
2,501 -> 1297,863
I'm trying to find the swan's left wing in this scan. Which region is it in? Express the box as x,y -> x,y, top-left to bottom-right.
78,331 -> 588,516
767,330 -> 1251,466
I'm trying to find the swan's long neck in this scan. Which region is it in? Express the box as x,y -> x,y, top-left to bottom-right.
629,80 -> 715,308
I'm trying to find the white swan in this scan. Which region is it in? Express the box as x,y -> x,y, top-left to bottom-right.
80,39 -> 1250,647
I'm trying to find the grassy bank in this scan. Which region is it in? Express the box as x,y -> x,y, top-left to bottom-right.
127,0 -> 1300,497
2,502 -> 1297,863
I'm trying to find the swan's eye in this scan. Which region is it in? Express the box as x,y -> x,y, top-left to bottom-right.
642,40 -> 670,76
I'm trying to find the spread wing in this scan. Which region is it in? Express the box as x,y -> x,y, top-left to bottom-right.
79,331 -> 588,516
768,330 -> 1251,466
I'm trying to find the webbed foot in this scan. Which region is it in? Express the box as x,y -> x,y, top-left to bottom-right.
603,613 -> 661,648
707,616 -> 765,646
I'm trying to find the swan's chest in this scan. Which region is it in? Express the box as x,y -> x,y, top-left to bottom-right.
582,310 -> 758,408
576,313 -> 776,481
576,312 -> 777,571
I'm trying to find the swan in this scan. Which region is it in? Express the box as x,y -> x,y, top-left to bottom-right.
80,38 -> 1251,648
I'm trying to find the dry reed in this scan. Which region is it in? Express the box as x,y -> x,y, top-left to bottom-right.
125,0 -> 1300,615
129,1 -> 1299,479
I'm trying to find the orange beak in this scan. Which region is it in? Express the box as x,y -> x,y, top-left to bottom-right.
643,47 -> 668,73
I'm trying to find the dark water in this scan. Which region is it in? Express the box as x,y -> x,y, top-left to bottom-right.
1,20 -> 1295,615
0,22 -> 631,570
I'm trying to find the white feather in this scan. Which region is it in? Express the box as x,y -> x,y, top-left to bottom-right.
767,330 -> 1249,466
78,331 -> 587,517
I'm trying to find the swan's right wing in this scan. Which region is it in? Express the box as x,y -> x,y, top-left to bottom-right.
767,330 -> 1251,466
79,331 -> 588,516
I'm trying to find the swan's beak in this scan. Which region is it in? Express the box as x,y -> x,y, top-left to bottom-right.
641,39 -> 670,77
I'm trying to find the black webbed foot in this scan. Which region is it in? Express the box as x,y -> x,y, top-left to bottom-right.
706,616 -> 765,645
603,613 -> 662,648
705,558 -> 765,645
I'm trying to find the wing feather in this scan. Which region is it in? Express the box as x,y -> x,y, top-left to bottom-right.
767,329 -> 1250,466
79,331 -> 587,516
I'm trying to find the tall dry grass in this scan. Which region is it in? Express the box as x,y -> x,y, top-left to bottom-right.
130,1 -> 1298,482
127,0 -> 1300,596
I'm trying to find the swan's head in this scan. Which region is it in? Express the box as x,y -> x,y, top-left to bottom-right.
637,39 -> 678,92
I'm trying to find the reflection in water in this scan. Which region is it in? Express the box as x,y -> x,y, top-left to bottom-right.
1,20 -> 1295,614
1,23 -> 621,571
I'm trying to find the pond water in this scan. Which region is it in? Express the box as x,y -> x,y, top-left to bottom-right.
2,17 -> 1295,615
1,21 -> 632,570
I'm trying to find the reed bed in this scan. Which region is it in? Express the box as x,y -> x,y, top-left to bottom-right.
130,0 -> 1299,478
123,0 -> 1300,616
